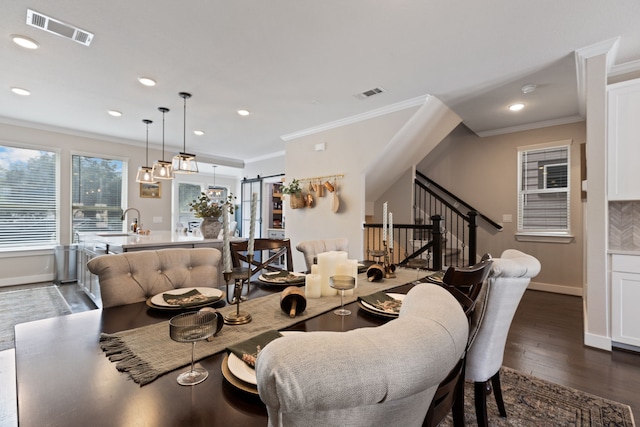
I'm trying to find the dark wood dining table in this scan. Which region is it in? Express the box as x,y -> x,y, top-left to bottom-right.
15,277 -> 416,427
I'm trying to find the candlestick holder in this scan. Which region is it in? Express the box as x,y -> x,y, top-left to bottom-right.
223,255 -> 253,325
383,242 -> 396,278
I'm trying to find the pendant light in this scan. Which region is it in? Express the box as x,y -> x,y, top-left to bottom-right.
135,119 -> 155,183
152,107 -> 174,180
172,91 -> 199,174
207,165 -> 225,199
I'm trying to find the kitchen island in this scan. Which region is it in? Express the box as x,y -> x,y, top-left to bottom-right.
76,231 -> 245,307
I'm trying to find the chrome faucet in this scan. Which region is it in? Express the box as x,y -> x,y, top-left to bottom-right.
121,208 -> 141,228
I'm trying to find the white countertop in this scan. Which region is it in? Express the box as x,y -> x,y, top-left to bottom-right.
609,248 -> 640,256
84,231 -> 244,251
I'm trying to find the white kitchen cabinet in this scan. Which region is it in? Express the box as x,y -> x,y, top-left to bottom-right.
611,254 -> 640,349
607,79 -> 640,200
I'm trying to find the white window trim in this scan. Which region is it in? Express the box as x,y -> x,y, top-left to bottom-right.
517,139 -> 572,240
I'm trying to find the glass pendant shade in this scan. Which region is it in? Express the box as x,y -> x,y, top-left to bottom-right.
136,166 -> 154,183
136,119 -> 156,183
152,160 -> 174,180
173,92 -> 199,174
152,107 -> 175,180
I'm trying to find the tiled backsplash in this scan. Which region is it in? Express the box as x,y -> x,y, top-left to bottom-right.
609,201 -> 640,250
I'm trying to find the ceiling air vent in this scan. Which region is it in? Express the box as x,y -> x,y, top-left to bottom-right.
26,9 -> 94,46
354,87 -> 386,100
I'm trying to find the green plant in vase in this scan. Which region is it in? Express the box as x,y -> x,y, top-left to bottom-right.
189,192 -> 236,238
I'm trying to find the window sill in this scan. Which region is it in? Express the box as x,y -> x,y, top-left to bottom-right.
0,246 -> 56,258
515,233 -> 574,243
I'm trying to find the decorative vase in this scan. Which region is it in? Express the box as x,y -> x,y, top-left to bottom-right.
200,217 -> 222,239
289,193 -> 306,209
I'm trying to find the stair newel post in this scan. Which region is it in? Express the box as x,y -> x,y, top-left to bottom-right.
468,210 -> 478,266
431,214 -> 442,271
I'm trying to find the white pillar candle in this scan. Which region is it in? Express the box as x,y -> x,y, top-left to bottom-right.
305,274 -> 322,299
336,262 -> 354,295
382,201 -> 388,242
222,205 -> 231,272
311,264 -> 319,275
317,251 -> 338,296
248,192 -> 257,255
389,212 -> 393,249
348,259 -> 359,288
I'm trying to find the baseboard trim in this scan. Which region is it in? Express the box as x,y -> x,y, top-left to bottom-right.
0,274 -> 55,287
528,281 -> 583,296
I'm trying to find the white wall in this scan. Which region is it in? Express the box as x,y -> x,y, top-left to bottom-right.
283,108 -> 419,271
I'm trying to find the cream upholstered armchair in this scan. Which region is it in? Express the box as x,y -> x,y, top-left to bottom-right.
295,237 -> 349,273
87,248 -> 221,308
463,249 -> 541,427
255,283 -> 469,427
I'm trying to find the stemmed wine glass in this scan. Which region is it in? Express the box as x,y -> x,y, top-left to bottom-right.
330,275 -> 356,316
407,258 -> 429,283
169,310 -> 223,386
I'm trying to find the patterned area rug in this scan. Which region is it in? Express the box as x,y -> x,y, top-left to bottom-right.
0,286 -> 72,351
440,366 -> 635,426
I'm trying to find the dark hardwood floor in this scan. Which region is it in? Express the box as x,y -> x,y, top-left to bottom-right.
504,289 -> 640,419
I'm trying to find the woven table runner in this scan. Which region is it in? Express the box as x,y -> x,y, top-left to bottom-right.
100,268 -> 423,385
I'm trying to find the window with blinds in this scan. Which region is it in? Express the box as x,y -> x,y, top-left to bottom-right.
71,155 -> 124,234
517,144 -> 570,233
0,145 -> 58,248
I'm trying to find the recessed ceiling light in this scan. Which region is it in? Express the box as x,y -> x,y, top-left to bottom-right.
108,110 -> 122,117
138,77 -> 156,87
508,103 -> 525,112
193,130 -> 204,136
11,34 -> 39,49
11,87 -> 31,96
521,84 -> 537,94
237,109 -> 250,116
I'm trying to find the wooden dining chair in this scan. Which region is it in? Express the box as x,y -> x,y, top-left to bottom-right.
424,254 -> 493,427
230,238 -> 294,280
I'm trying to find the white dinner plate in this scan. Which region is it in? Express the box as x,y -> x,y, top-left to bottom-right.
150,287 -> 223,308
359,293 -> 405,317
226,331 -> 299,385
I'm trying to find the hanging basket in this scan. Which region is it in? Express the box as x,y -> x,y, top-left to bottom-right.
289,193 -> 306,209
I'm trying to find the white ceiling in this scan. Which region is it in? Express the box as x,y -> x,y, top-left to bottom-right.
2,1 -> 640,166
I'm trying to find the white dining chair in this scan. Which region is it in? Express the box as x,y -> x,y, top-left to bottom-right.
255,283 -> 469,427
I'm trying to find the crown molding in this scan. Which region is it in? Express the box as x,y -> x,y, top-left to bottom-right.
280,95 -> 429,141
575,37 -> 621,117
476,115 -> 584,138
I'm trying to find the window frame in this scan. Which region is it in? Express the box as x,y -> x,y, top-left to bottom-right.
70,150 -> 128,236
0,142 -> 60,250
516,140 -> 574,243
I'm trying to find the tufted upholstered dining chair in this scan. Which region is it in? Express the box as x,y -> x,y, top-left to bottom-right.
255,283 -> 469,427
87,247 -> 221,308
295,237 -> 349,273
462,249 -> 541,427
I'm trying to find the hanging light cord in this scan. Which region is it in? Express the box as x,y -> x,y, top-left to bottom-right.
143,119 -> 152,165
158,107 -> 169,161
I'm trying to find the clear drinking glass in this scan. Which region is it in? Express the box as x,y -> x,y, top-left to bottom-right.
330,275 -> 356,316
169,310 -> 221,386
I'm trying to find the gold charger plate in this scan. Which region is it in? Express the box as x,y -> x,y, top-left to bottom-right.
221,354 -> 258,395
257,271 -> 305,286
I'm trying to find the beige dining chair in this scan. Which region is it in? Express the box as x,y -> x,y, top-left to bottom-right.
87,247 -> 221,308
462,249 -> 541,426
256,283 -> 469,427
295,237 -> 349,273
